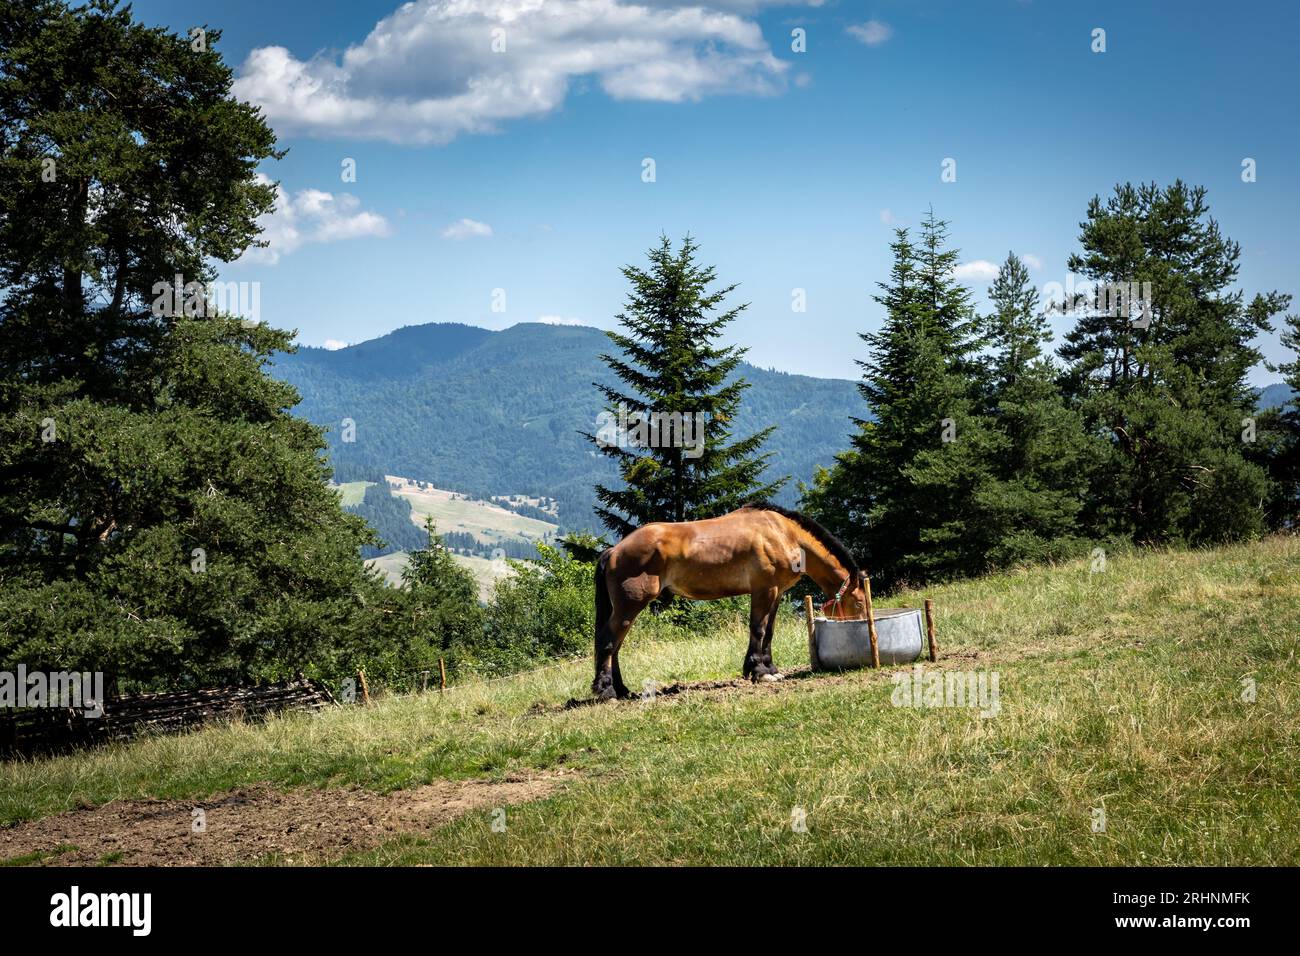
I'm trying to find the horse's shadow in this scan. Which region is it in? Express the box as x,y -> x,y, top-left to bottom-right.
556,664 -> 820,711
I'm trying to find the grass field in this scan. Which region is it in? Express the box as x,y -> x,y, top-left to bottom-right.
386,476 -> 557,545
363,550 -> 411,588
363,550 -> 516,599
2,537 -> 1297,865
330,480 -> 374,507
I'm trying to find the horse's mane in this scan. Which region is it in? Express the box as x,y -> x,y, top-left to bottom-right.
738,501 -> 860,576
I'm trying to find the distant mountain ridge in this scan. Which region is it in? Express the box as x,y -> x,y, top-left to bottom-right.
271,322 -> 862,533
1257,382 -> 1297,412
272,322 -> 1294,535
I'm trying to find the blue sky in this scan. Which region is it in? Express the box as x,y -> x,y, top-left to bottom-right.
133,0 -> 1298,385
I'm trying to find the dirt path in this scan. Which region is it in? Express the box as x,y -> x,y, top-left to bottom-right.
0,772 -> 570,866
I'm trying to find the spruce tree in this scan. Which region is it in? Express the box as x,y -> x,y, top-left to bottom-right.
892,213 -> 1000,580
806,213 -> 995,587
973,252 -> 1093,564
586,235 -> 786,537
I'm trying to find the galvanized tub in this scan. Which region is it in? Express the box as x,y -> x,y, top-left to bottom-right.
811,607 -> 925,670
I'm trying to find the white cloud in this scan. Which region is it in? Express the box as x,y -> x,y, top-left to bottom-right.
847,20 -> 893,46
242,175 -> 389,264
232,0 -> 792,145
952,260 -> 1001,282
1020,253 -> 1043,270
880,208 -> 901,225
323,339 -> 349,350
441,218 -> 494,240
537,314 -> 584,325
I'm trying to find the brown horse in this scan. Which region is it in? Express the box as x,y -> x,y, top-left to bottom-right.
592,501 -> 867,699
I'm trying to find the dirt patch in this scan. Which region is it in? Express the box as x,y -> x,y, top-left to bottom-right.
552,665 -> 838,711
0,772 -> 570,867
546,655 -> 1006,712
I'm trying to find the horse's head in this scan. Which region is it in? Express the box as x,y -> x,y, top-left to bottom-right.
820,571 -> 868,620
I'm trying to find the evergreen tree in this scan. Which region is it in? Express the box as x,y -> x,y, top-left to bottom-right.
0,1 -> 390,688
403,519 -> 480,605
1058,182 -> 1284,543
1262,309 -> 1300,527
347,479 -> 426,557
972,252 -> 1094,564
586,235 -> 786,537
806,213 -> 996,587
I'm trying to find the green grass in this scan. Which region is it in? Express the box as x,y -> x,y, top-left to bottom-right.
1,845 -> 77,866
330,480 -> 374,508
363,550 -> 411,587
363,549 -> 517,601
3,537 -> 1298,865
386,476 -> 557,545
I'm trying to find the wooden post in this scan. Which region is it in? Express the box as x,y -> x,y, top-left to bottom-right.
420,670 -> 429,693
864,575 -> 880,669
804,595 -> 819,672
924,599 -> 938,663
439,657 -> 447,694
357,669 -> 370,706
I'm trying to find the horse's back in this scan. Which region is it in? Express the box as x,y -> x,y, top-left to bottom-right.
609,510 -> 791,600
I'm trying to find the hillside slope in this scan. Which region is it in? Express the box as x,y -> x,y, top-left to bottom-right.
3,537 -> 1297,865
271,322 -> 860,532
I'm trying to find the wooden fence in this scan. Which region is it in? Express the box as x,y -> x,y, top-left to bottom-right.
0,678 -> 335,759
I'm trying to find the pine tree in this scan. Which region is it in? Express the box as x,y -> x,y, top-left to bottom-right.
586,235 -> 786,537
1058,182 -> 1284,543
0,1 -> 392,688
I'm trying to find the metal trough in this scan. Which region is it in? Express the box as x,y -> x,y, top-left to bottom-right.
811,607 -> 926,670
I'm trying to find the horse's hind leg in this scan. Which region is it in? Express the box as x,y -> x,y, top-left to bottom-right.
743,587 -> 781,681
607,605 -> 649,699
611,635 -> 632,699
593,615 -> 619,701
595,586 -> 651,701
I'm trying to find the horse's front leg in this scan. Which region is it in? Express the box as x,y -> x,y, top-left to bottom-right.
760,596 -> 783,679
744,587 -> 781,681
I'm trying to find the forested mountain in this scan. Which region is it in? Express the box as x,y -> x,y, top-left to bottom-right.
271,322 -> 860,532
1257,382 -> 1297,411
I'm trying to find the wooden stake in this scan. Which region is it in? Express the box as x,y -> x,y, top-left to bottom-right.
864,575 -> 880,669
357,669 -> 370,706
804,595 -> 819,672
925,599 -> 938,662
439,657 -> 447,694
420,670 -> 429,693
